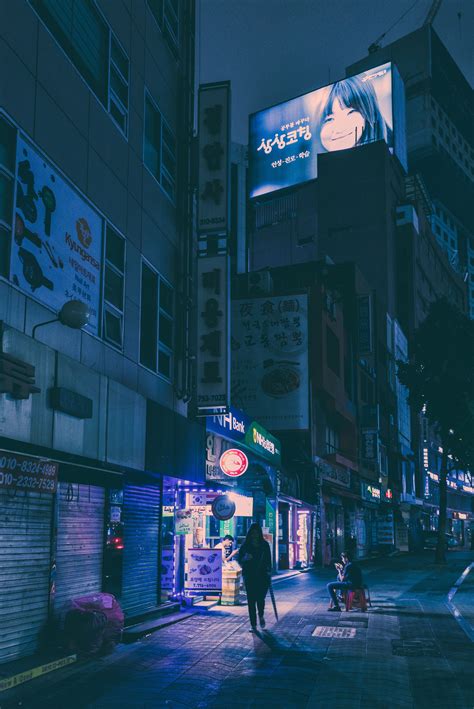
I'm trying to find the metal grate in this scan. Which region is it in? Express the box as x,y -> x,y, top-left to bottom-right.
312,626 -> 356,638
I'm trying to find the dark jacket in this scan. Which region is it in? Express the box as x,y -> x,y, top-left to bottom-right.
342,561 -> 363,589
238,540 -> 271,582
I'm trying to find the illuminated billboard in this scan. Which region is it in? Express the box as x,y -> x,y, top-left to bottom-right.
249,62 -> 404,199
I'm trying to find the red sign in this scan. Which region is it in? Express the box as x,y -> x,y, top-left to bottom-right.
219,449 -> 248,477
0,450 -> 58,493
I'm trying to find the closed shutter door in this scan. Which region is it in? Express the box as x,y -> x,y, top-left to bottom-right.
121,484 -> 161,618
54,483 -> 105,616
0,491 -> 53,664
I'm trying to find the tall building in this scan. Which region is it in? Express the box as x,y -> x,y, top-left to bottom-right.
348,24 -> 474,545
246,37 -> 473,556
347,25 -> 474,318
0,0 -> 200,664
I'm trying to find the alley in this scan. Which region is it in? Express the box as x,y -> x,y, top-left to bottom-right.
2,553 -> 473,709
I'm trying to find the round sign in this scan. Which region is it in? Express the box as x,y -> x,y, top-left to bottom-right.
211,495 -> 236,521
219,448 -> 249,477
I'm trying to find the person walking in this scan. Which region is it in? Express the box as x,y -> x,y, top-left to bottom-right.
238,523 -> 272,631
326,550 -> 363,611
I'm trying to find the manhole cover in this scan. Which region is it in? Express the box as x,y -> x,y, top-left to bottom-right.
312,626 -> 356,638
391,639 -> 441,657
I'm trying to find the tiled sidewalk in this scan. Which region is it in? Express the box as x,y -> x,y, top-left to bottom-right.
1,553 -> 473,709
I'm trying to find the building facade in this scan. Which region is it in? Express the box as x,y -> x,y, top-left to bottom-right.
0,0 -> 200,664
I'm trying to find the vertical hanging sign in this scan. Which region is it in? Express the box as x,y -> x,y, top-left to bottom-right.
197,255 -> 230,414
196,82 -> 231,416
197,82 -> 230,236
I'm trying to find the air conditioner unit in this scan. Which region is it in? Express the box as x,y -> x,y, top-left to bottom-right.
246,270 -> 273,296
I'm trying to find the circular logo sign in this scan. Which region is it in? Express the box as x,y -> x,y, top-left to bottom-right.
219,449 -> 249,477
211,495 -> 236,521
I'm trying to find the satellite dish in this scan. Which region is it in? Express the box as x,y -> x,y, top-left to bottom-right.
58,300 -> 90,329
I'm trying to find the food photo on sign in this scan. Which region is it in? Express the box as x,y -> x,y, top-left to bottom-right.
175,509 -> 194,535
10,136 -> 102,334
231,295 -> 309,430
185,548 -> 222,593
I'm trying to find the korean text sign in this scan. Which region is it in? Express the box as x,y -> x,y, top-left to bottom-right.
196,255 -> 230,413
232,294 -> 309,430
185,548 -> 222,592
0,450 -> 58,493
198,82 -> 230,234
11,136 -> 103,334
249,63 -> 394,198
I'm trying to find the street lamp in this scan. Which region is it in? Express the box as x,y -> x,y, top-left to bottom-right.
32,299 -> 90,339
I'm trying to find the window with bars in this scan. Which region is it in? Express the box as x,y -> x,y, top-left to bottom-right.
30,0 -> 129,136
103,225 -> 125,348
140,261 -> 174,380
325,426 -> 340,455
144,93 -> 176,201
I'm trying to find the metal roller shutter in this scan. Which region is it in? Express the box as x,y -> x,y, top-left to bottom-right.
0,490 -> 53,664
121,484 -> 161,618
54,483 -> 105,616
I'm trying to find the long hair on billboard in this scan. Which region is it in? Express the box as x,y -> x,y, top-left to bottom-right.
317,75 -> 388,152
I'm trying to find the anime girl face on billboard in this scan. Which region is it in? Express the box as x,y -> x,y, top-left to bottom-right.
249,63 -> 394,198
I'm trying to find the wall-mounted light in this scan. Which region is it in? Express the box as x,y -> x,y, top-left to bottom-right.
32,299 -> 90,339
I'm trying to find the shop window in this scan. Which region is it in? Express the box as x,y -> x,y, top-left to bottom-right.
144,92 -> 176,202
103,225 -> 125,348
326,326 -> 340,376
30,0 -> 129,136
140,261 -> 174,380
0,115 -> 16,278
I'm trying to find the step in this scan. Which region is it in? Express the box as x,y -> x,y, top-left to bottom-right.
124,601 -> 180,628
122,610 -> 196,641
192,599 -> 220,610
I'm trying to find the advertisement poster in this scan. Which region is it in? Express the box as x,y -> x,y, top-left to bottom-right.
161,546 -> 174,590
232,294 -> 309,430
175,509 -> 194,535
0,450 -> 58,494
249,62 -> 393,198
185,548 -> 222,592
11,136 -> 102,333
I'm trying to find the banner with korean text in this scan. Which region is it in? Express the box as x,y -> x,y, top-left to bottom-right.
232,294 -> 309,430
196,255 -> 230,414
11,135 -> 102,334
198,82 -> 230,235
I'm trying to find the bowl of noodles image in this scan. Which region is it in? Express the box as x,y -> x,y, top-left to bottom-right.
260,361 -> 300,399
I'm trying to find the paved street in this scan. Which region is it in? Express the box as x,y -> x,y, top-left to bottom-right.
1,553 -> 473,709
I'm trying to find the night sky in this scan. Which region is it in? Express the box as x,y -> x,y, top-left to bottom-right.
198,0 -> 474,144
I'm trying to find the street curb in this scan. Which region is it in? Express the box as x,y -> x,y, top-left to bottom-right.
446,561 -> 474,643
